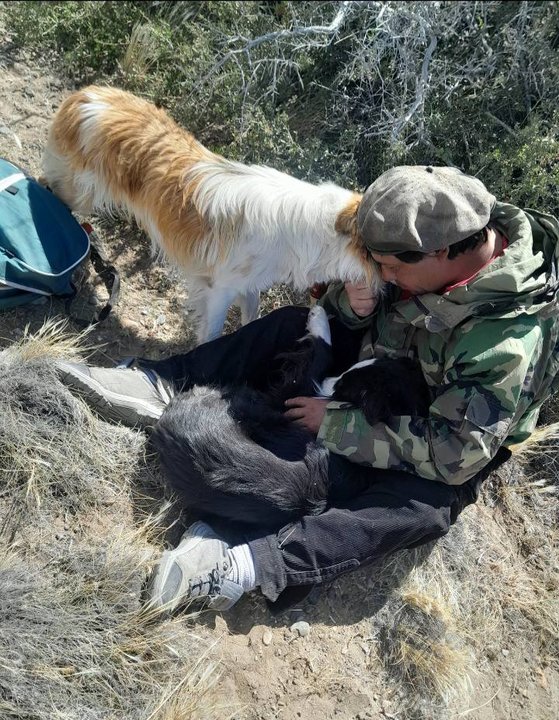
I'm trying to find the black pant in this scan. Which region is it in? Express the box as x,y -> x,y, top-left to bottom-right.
141,307 -> 508,604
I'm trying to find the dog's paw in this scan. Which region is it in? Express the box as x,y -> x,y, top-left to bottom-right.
306,305 -> 331,345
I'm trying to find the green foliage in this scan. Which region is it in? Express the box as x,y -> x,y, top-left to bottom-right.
5,0 -> 559,210
6,1 -> 150,81
478,116 -> 559,215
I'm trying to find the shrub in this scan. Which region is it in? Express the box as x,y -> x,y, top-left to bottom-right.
5,0 -> 559,206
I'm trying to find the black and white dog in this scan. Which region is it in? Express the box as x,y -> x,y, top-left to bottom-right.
150,307 -> 430,529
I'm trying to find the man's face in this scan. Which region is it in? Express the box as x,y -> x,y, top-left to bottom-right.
371,250 -> 452,295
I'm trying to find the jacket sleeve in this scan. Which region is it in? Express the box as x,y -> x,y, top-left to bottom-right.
317,320 -> 540,484
318,281 -> 377,329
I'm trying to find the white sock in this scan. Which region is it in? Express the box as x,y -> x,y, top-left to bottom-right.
227,543 -> 257,592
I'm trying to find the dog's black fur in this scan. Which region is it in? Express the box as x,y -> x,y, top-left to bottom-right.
330,356 -> 429,426
150,327 -> 430,530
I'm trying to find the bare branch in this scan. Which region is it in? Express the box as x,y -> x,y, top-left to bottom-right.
225,0 -> 357,48
183,1 -> 559,154
391,34 -> 438,142
197,0 -> 360,89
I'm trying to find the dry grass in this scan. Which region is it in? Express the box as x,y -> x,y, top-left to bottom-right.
383,580 -> 474,701
367,419 -> 559,719
1,317 -> 92,361
0,321 -> 142,517
371,543 -> 477,719
0,320 -> 234,720
122,22 -> 162,79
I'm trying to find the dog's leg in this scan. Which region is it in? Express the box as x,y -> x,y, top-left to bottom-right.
236,290 -> 260,326
194,284 -> 238,344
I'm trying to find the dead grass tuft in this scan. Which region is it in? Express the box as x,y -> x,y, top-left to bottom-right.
509,421 -> 559,467
383,588 -> 473,697
375,559 -> 475,719
0,330 -> 142,516
2,317 -> 92,361
0,321 -> 234,720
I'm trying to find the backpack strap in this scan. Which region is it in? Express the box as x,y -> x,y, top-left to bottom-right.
83,223 -> 121,323
66,223 -> 121,325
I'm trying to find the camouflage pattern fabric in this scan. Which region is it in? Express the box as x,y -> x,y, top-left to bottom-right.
318,202 -> 559,485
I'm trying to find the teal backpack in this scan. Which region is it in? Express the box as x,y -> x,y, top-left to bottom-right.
0,158 -> 119,322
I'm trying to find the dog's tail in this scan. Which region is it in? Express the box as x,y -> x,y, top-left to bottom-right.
149,387 -> 330,529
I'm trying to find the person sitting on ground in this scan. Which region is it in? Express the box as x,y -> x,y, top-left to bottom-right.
57,165 -> 559,613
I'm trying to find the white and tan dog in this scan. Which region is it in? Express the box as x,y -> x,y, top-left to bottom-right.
43,85 -> 379,342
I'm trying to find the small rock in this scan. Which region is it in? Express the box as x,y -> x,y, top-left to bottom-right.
123,319 -> 142,333
262,629 -> 273,646
290,621 -> 310,637
156,313 -> 166,325
501,648 -> 510,657
140,309 -> 149,316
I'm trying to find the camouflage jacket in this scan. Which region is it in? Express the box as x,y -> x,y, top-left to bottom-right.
318,202 -> 559,484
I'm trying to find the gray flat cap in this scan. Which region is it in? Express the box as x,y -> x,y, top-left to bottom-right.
357,165 -> 496,255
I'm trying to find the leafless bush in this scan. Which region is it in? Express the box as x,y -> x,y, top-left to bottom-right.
181,1 -> 559,153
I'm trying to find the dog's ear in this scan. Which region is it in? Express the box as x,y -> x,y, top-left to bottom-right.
335,194 -> 361,238
335,194 -> 379,287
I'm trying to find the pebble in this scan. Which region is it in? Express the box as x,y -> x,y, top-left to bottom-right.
290,621 -> 310,637
502,648 -> 510,657
123,319 -> 142,333
156,313 -> 166,325
262,629 -> 273,646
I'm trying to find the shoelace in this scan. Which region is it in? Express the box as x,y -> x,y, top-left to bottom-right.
188,561 -> 230,599
153,375 -> 175,404
140,367 -> 175,404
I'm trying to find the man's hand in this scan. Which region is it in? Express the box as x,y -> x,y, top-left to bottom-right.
345,281 -> 378,317
284,397 -> 329,434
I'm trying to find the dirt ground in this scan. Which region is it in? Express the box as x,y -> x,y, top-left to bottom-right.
1,31 -> 558,720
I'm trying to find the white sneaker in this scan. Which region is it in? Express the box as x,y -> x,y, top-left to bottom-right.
56,361 -> 174,428
147,521 -> 244,613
